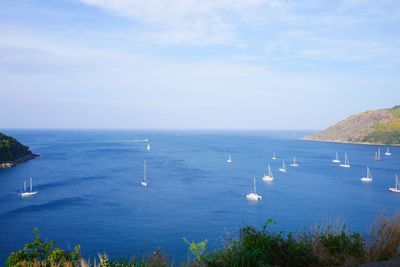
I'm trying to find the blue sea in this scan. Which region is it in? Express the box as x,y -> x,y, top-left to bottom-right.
0,129 -> 399,264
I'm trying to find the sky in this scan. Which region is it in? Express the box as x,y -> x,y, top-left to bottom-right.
0,0 -> 399,130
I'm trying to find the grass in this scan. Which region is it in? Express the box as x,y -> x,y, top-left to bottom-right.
6,215 -> 400,267
367,213 -> 400,262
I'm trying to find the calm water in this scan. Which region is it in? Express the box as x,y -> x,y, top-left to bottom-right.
0,129 -> 399,263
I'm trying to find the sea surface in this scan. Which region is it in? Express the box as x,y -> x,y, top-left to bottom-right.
0,129 -> 399,263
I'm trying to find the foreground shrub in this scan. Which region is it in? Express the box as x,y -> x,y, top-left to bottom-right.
205,219 -> 368,267
312,225 -> 365,266
205,219 -> 316,267
6,214 -> 400,267
367,213 -> 400,261
6,228 -> 81,267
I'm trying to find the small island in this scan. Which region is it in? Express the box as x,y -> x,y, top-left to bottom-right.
305,105 -> 400,145
0,132 -> 38,168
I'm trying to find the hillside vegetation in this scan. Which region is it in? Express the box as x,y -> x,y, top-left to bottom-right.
0,132 -> 37,167
305,105 -> 400,145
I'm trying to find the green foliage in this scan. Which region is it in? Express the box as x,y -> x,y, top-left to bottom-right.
6,217 -> 400,266
390,105 -> 400,117
362,131 -> 400,145
6,228 -> 81,267
314,226 -> 365,265
0,132 -> 33,163
205,220 -> 368,267
205,220 -> 317,267
183,238 -> 208,262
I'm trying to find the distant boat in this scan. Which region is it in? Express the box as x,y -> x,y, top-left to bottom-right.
246,177 -> 262,201
340,153 -> 350,168
374,148 -> 382,161
360,167 -> 373,182
385,147 -> 391,156
279,161 -> 286,173
141,160 -> 148,187
272,152 -> 277,160
227,153 -> 232,163
147,143 -> 151,151
262,164 -> 274,182
20,177 -> 38,198
389,174 -> 400,193
290,156 -> 299,167
332,152 -> 340,163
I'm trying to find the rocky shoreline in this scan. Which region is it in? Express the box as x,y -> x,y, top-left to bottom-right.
0,153 -> 39,169
303,137 -> 400,146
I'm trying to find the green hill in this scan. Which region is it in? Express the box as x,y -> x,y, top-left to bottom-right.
305,105 -> 400,145
0,132 -> 38,168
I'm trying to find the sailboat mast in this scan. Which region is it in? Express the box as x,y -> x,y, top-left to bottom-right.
30,177 -> 32,192
253,178 -> 256,194
144,160 -> 147,181
24,181 -> 26,192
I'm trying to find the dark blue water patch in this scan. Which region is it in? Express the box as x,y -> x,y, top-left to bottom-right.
0,193 -> 20,203
2,197 -> 88,217
84,148 -> 140,154
35,176 -> 106,191
40,152 -> 69,160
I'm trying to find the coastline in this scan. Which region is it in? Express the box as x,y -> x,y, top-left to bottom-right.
0,153 -> 39,169
303,138 -> 400,146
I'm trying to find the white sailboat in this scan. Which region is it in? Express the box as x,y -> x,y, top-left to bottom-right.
332,152 -> 340,163
227,153 -> 232,163
262,164 -> 274,182
361,167 -> 373,182
374,148 -> 382,161
272,152 -> 277,160
141,160 -> 148,187
385,147 -> 391,156
279,161 -> 286,173
290,156 -> 299,167
340,153 -> 350,168
246,177 -> 262,201
389,174 -> 400,193
20,177 -> 38,198
147,143 -> 151,151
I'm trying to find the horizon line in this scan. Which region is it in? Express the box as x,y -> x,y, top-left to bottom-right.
0,127 -> 320,132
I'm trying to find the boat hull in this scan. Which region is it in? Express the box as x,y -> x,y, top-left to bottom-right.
246,193 -> 262,201
340,164 -> 350,168
332,160 -> 340,163
20,191 -> 38,198
389,188 -> 400,193
262,176 -> 274,182
360,177 -> 372,182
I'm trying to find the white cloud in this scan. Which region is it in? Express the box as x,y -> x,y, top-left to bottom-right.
78,0 -> 273,45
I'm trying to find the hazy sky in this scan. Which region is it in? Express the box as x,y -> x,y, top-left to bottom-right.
0,0 -> 399,129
